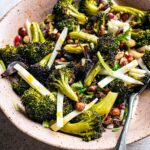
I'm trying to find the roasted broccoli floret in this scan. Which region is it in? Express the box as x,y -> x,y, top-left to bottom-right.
12,78 -> 30,96
49,68 -> 78,102
79,0 -> 100,16
131,29 -> 150,48
54,17 -> 78,32
63,97 -> 75,116
21,88 -> 56,123
10,53 -> 51,96
108,79 -> 133,104
0,45 -> 22,66
60,110 -> 103,141
143,48 -> 150,69
96,34 -> 119,66
53,0 -> 87,25
17,41 -> 54,64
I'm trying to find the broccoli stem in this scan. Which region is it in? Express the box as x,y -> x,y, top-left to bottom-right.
30,22 -> 39,42
92,91 -> 118,117
69,31 -> 98,44
84,62 -> 102,86
64,44 -> 89,54
60,121 -> 92,135
58,82 -> 78,102
111,5 -> 145,17
67,5 -> 87,25
36,23 -> 46,43
0,59 -> 6,71
38,53 -> 52,67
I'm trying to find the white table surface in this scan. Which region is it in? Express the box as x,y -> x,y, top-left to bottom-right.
0,0 -> 150,150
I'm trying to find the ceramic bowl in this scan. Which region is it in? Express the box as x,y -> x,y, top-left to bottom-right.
115,0 -> 150,10
0,0 -> 150,149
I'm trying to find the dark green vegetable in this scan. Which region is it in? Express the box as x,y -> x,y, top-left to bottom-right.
131,29 -> 150,48
17,41 -> 54,64
143,48 -> 150,69
21,88 -> 56,123
54,17 -> 78,32
0,45 -> 22,66
108,79 -> 133,104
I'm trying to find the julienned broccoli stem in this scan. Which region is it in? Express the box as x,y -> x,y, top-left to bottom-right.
111,5 -> 145,17
69,31 -> 98,44
84,62 -> 102,86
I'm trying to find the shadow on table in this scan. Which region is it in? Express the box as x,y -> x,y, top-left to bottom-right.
0,109 -> 60,150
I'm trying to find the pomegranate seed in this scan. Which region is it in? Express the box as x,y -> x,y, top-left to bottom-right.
14,35 -> 22,46
18,27 -> 27,37
108,13 -> 114,20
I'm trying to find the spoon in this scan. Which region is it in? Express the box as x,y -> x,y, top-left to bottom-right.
115,77 -> 150,150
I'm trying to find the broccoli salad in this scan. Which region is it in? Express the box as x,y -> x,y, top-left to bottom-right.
0,0 -> 150,142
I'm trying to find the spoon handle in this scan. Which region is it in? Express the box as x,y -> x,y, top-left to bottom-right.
115,93 -> 137,150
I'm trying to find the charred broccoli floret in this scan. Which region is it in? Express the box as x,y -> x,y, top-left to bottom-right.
0,45 -> 22,66
96,34 -> 119,66
108,79 -> 133,104
53,0 -> 87,25
49,68 -> 78,102
63,97 -> 75,116
12,78 -> 30,96
143,48 -> 150,69
10,53 -> 51,96
79,0 -> 100,16
131,29 -> 150,48
60,110 -> 103,141
21,88 -> 56,123
54,17 -> 78,32
17,41 -> 54,64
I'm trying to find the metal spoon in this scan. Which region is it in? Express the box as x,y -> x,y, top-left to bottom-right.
115,77 -> 150,150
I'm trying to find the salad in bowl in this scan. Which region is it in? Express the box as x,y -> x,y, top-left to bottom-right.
0,0 -> 150,143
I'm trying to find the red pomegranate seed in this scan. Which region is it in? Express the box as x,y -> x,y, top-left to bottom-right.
14,35 -> 22,46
